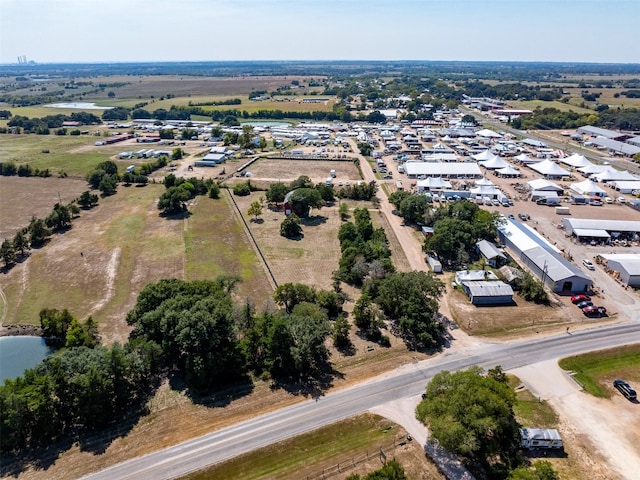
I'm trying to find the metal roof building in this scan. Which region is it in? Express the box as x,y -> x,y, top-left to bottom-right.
589,137 -> 640,157
498,219 -> 591,293
599,254 -> 640,287
404,162 -> 482,179
461,281 -> 514,305
476,240 -> 507,267
577,125 -> 628,141
562,218 -> 640,237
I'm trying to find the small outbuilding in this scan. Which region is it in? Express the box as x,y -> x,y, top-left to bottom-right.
476,240 -> 507,267
461,280 -> 514,305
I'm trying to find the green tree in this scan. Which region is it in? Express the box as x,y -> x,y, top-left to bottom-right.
208,182 -> 221,199
353,293 -> 383,340
247,199 -> 263,221
12,230 -> 29,256
274,283 -> 317,313
333,316 -> 351,348
239,124 -> 254,148
158,186 -> 190,215
424,217 -> 476,269
280,214 -> 302,238
45,203 -> 72,231
375,271 -> 445,347
172,147 -> 184,160
27,216 -> 51,247
98,174 -> 118,196
77,190 -> 99,208
266,182 -> 288,204
339,201 -> 349,221
357,142 -> 373,156
416,366 -> 520,471
286,188 -> 324,217
39,308 -> 75,345
398,194 -> 429,224
233,181 -> 252,196
0,238 -> 16,267
290,175 -> 314,190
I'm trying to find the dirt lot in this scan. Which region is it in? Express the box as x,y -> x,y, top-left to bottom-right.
0,177 -> 90,239
241,157 -> 361,184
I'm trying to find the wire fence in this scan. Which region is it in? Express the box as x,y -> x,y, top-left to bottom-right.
225,187 -> 278,289
301,435 -> 406,480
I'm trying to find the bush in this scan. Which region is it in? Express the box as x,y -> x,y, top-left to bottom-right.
233,181 -> 251,196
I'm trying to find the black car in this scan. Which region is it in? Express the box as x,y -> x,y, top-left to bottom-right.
613,379 -> 637,401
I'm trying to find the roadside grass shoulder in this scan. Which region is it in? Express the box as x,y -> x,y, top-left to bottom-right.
181,414 -> 440,480
558,344 -> 640,398
508,375 -> 559,427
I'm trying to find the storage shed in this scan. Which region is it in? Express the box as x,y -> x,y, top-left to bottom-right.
599,254 -> 640,287
476,240 -> 507,267
461,281 -> 514,305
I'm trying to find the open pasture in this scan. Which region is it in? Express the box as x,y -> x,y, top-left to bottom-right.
0,176 -> 89,239
99,75 -> 320,99
243,157 -> 360,184
0,133 -> 115,177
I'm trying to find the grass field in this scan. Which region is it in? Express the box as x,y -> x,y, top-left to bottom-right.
508,100 -> 594,115
0,133 -> 114,177
185,191 -> 274,306
558,344 -> 640,398
182,414 -> 443,480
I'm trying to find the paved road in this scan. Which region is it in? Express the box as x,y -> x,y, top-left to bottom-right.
82,322 -> 640,480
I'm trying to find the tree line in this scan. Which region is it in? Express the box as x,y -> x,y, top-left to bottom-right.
0,200 -> 90,270
0,276 -> 349,453
0,161 -> 52,178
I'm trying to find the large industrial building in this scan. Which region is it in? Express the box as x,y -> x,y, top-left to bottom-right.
498,219 -> 592,293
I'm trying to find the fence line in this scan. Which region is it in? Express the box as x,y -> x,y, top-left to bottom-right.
302,435 -> 405,480
225,188 -> 278,290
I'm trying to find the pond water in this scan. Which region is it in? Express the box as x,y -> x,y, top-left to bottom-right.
0,336 -> 54,384
44,102 -> 113,110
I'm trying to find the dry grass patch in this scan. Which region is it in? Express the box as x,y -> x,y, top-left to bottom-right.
235,192 -> 342,290
244,157 -> 361,183
0,184 -> 185,344
0,176 -> 89,238
448,286 -> 568,338
183,414 -> 443,480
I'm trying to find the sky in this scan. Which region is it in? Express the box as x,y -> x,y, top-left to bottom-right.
1,0 -> 639,64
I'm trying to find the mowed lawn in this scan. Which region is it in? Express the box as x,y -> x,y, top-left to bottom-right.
185,192 -> 274,306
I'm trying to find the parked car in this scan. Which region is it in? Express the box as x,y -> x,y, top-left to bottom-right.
613,379 -> 637,401
492,198 -> 501,206
590,200 -> 603,206
576,300 -> 593,309
616,196 -> 626,204
582,305 -> 607,317
582,259 -> 595,270
518,213 -> 530,221
508,214 -> 516,220
571,294 -> 591,304
604,197 -> 613,204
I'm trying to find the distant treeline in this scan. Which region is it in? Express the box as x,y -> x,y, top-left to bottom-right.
3,61 -> 640,80
6,112 -> 102,134
188,98 -> 242,106
512,107 -> 640,131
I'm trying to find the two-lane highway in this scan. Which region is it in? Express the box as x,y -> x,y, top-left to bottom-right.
82,322 -> 640,480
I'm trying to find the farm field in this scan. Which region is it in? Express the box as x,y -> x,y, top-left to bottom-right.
0,176 -> 89,238
0,133 -> 115,177
508,100 -> 593,114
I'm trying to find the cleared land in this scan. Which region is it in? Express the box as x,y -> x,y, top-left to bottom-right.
0,176 -> 89,238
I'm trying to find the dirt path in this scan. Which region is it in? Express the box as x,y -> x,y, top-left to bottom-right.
348,139 -> 481,351
513,360 -> 637,480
